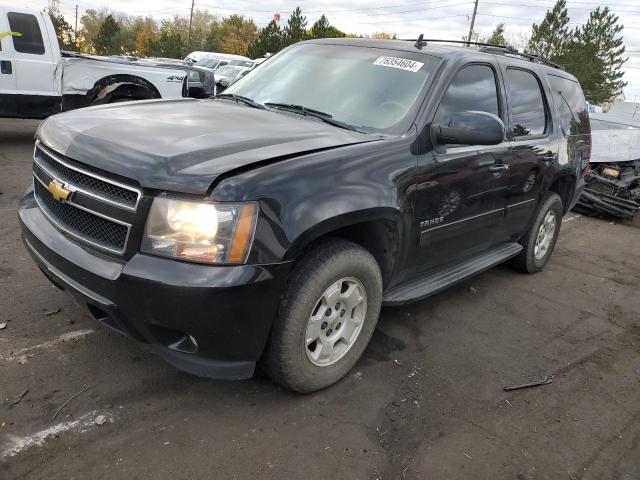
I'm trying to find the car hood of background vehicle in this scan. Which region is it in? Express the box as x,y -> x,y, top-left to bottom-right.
37,98 -> 378,195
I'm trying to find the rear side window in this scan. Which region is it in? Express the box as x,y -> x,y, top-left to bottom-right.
505,68 -> 547,137
548,74 -> 590,135
434,64 -> 500,126
8,12 -> 45,55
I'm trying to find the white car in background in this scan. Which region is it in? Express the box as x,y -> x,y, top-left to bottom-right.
226,59 -> 255,69
184,51 -> 251,65
0,6 -> 189,118
214,65 -> 252,93
589,112 -> 640,164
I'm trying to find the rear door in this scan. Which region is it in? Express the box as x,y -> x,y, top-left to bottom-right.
6,8 -> 61,117
413,61 -> 512,273
0,7 -> 18,116
498,61 -> 557,238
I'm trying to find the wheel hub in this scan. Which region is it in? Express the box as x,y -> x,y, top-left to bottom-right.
304,277 -> 367,367
534,210 -> 556,260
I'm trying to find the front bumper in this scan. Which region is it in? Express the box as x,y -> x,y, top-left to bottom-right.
19,190 -> 291,380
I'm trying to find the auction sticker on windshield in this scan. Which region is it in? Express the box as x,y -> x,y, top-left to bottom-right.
373,56 -> 424,72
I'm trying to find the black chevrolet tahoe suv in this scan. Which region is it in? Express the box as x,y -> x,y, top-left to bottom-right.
19,39 -> 590,393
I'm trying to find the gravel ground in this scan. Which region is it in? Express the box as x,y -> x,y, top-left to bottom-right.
1,118 -> 639,480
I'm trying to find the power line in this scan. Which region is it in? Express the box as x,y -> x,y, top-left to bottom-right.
335,13 -> 471,25
193,0 -> 473,14
480,1 -> 640,13
473,12 -> 640,29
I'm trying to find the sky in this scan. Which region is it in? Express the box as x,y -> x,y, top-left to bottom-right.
7,0 -> 640,101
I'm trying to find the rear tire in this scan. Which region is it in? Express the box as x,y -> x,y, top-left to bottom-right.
261,238 -> 383,393
511,192 -> 563,273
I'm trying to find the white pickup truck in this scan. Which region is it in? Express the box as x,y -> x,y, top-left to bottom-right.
0,6 -> 190,118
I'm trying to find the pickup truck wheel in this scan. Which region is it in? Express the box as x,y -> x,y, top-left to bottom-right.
92,82 -> 157,105
511,192 -> 563,273
261,238 -> 383,393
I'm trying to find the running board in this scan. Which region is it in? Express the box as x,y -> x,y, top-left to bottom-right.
383,243 -> 523,305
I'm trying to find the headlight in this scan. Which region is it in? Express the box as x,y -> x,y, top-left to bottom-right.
141,197 -> 258,264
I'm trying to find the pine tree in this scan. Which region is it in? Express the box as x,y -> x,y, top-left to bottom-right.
149,30 -> 185,58
247,20 -> 282,59
282,7 -> 307,47
309,15 -> 345,39
485,24 -> 506,45
310,15 -> 330,38
527,0 -> 570,59
148,19 -> 186,59
556,40 -> 608,103
49,11 -> 77,51
574,7 -> 627,103
94,14 -> 121,55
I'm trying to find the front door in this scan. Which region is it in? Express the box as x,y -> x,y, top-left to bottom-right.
498,63 -> 557,239
412,62 -> 511,275
5,8 -> 61,117
0,8 -> 17,116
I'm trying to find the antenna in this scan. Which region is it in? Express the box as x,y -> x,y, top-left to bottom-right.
414,34 -> 427,49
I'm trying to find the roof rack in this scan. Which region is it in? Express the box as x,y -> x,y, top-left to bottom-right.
402,37 -> 565,71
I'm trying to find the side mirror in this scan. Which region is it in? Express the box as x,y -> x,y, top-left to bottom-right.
432,111 -> 505,146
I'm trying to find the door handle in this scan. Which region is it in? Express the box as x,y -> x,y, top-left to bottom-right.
0,60 -> 12,74
489,164 -> 510,172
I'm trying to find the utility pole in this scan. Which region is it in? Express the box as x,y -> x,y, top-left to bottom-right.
188,0 -> 195,47
74,4 -> 78,49
467,0 -> 479,46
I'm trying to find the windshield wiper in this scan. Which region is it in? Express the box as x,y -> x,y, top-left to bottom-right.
216,93 -> 265,110
264,103 -> 358,132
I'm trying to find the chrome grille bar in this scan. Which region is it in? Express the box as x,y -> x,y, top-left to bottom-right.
33,141 -> 142,212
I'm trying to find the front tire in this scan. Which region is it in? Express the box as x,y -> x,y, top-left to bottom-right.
511,192 -> 563,273
261,238 -> 383,393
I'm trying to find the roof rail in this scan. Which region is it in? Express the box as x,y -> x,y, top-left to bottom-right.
401,37 -> 565,71
518,52 -> 565,71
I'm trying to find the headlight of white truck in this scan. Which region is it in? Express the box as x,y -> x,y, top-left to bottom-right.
141,197 -> 258,264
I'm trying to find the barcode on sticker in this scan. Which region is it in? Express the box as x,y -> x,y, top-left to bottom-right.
373,56 -> 424,72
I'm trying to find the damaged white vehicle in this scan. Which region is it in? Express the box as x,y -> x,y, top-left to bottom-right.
0,6 -> 188,118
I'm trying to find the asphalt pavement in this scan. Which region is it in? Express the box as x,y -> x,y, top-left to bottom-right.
1,118 -> 639,480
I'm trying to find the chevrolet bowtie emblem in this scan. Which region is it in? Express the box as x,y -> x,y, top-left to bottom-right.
48,180 -> 71,202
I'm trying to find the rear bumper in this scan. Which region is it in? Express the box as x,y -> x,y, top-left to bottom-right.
19,190 -> 291,380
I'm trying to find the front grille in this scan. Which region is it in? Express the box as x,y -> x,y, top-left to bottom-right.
32,141 -> 139,255
34,181 -> 129,252
35,145 -> 140,209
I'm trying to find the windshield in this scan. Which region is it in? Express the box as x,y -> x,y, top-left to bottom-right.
226,43 -> 438,132
228,60 -> 254,68
196,58 -> 220,69
216,66 -> 244,77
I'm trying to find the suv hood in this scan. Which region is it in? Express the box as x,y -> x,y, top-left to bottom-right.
38,98 -> 378,195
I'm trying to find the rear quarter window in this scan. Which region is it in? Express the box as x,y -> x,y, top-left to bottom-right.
547,74 -> 590,135
8,12 -> 45,55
